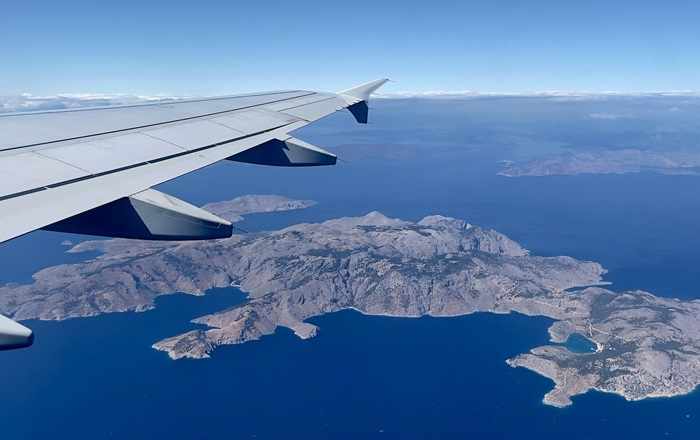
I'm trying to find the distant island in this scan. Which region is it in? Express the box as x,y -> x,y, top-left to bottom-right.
2,195 -> 700,408
500,149 -> 700,177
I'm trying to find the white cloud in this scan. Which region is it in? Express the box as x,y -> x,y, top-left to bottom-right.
587,112 -> 628,120
0,93 -> 184,114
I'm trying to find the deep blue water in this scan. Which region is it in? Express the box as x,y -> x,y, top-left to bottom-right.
2,98 -> 700,438
3,291 -> 699,439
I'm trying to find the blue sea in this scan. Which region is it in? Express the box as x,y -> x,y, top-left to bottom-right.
2,98 -> 700,438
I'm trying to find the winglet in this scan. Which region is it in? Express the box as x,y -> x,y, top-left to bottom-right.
338,78 -> 389,124
339,78 -> 390,102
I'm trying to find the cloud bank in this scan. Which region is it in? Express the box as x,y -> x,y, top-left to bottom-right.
375,90 -> 700,100
3,89 -> 700,115
0,93 -> 180,114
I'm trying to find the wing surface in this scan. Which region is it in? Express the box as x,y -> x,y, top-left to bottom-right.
0,79 -> 389,243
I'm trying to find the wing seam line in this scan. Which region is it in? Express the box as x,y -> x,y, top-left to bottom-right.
0,92 -> 316,153
0,121 -> 297,202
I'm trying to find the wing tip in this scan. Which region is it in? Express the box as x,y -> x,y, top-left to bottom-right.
339,78 -> 390,101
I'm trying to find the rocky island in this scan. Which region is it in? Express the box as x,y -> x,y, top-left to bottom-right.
2,195 -> 700,408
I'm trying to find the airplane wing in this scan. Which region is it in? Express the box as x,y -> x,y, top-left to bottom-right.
0,79 -> 388,244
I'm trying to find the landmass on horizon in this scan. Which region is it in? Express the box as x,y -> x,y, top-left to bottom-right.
2,195 -> 700,408
500,149 -> 700,177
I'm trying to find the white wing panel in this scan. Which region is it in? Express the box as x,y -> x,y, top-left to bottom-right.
0,91 -> 310,151
142,120 -> 243,150
280,96 -> 347,121
37,134 -> 185,175
211,109 -> 299,135
0,152 -> 88,198
263,93 -> 337,111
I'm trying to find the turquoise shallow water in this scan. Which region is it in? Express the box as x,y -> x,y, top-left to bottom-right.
562,334 -> 598,353
3,99 -> 700,438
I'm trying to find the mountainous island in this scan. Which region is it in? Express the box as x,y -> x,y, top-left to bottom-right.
2,195 -> 700,408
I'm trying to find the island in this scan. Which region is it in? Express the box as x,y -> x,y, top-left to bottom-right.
499,149 -> 700,177
2,194 -> 700,408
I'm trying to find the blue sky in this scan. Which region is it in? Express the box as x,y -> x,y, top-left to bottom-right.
2,0 -> 699,95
